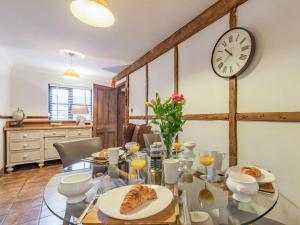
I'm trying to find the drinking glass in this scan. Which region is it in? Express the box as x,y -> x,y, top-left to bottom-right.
199,151 -> 215,181
131,153 -> 146,184
173,142 -> 182,159
129,143 -> 140,155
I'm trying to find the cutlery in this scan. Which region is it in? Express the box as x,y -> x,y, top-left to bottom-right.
76,184 -> 104,224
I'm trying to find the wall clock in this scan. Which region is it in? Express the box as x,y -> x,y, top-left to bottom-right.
211,27 -> 256,78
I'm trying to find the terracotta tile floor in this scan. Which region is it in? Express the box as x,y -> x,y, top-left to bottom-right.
0,162 -> 66,225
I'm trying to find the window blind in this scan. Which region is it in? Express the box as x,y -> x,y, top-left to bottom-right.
48,84 -> 92,120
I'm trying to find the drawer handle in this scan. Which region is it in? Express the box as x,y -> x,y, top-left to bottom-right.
23,134 -> 28,138
78,132 -> 82,135
52,132 -> 57,135
23,154 -> 28,159
23,144 -> 28,148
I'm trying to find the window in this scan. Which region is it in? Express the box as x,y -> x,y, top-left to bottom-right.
48,84 -> 92,120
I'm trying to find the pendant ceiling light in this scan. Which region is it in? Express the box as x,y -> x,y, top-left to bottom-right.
63,52 -> 80,80
70,0 -> 115,28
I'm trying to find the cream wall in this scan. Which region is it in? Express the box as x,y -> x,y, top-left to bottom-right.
10,65 -> 110,116
129,67 -> 146,116
127,0 -> 300,224
0,50 -> 12,170
236,0 -> 300,224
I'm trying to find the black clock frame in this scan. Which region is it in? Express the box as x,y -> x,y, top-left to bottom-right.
211,27 -> 256,79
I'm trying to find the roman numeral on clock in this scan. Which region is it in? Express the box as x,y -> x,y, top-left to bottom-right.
242,45 -> 249,51
222,41 -> 227,47
216,57 -> 222,62
218,62 -> 224,69
236,33 -> 240,42
229,35 -> 233,43
230,66 -> 233,73
240,37 -> 246,45
223,66 -> 227,73
240,54 -> 247,60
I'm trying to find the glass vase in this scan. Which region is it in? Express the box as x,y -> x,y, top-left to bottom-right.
160,134 -> 177,159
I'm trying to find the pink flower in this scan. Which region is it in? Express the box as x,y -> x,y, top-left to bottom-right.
171,94 -> 185,103
150,99 -> 156,105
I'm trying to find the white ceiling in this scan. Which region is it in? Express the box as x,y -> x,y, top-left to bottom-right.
0,0 -> 216,80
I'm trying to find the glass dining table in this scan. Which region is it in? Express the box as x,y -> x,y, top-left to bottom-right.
43,161 -> 279,225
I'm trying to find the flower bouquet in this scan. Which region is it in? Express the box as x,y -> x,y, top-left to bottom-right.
146,93 -> 186,158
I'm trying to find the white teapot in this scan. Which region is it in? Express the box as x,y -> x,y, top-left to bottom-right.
226,172 -> 258,202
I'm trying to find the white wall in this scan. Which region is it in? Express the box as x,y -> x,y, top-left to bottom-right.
127,0 -> 300,224
10,65 -> 110,115
236,0 -> 300,224
129,67 -> 146,116
0,49 -> 12,170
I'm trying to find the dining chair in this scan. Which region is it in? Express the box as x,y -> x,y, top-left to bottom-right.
143,133 -> 161,150
53,137 -> 102,168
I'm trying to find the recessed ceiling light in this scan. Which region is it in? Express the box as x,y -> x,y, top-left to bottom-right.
70,0 -> 115,28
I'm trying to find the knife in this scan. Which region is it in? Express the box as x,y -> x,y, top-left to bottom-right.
76,187 -> 103,224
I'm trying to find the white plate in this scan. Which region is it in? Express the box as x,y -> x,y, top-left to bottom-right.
92,149 -> 124,159
97,185 -> 173,220
228,166 -> 276,184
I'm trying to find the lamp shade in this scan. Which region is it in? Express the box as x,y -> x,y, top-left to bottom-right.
63,68 -> 80,79
70,0 -> 115,28
71,105 -> 88,115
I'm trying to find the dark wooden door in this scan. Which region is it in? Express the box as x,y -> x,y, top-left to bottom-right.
93,84 -> 118,148
117,83 -> 126,146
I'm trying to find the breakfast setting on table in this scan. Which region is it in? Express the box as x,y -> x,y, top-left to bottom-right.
44,94 -> 278,225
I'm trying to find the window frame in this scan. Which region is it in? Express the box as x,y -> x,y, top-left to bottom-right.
48,84 -> 93,121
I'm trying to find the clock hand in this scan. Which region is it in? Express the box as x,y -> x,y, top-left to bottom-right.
225,49 -> 233,56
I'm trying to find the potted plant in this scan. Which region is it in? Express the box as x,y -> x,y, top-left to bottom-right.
146,93 -> 186,158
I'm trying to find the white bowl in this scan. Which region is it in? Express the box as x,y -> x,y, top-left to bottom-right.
58,173 -> 93,204
226,172 -> 258,202
184,142 -> 196,151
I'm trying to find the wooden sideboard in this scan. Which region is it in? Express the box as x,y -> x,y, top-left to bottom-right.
4,124 -> 92,172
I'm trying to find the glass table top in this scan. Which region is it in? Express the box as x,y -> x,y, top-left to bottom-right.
43,161 -> 278,225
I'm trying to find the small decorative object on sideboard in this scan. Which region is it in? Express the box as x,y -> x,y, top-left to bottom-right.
71,105 -> 88,125
146,93 -> 186,159
11,108 -> 26,127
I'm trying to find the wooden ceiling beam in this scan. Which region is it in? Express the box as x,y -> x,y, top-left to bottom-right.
112,0 -> 248,82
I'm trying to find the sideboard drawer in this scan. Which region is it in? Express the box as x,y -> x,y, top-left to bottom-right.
9,131 -> 41,140
44,130 -> 66,137
44,137 -> 65,160
68,129 -> 92,138
10,150 -> 41,163
10,140 -> 41,151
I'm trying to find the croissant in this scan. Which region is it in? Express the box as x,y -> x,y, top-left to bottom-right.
120,184 -> 157,214
241,166 -> 261,178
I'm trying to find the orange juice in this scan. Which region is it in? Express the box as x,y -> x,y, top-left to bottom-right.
131,159 -> 146,170
130,145 -> 140,153
199,156 -> 214,167
173,143 -> 182,152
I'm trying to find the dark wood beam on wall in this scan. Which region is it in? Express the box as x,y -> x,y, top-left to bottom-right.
237,112 -> 300,122
184,113 -> 229,121
145,64 -> 149,124
112,0 -> 248,82
125,76 -> 130,124
174,46 -> 179,94
229,7 -> 238,167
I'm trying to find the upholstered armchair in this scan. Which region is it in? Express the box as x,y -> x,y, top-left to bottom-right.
123,123 -> 152,149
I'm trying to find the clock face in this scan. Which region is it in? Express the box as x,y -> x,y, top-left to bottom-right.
211,27 -> 256,78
